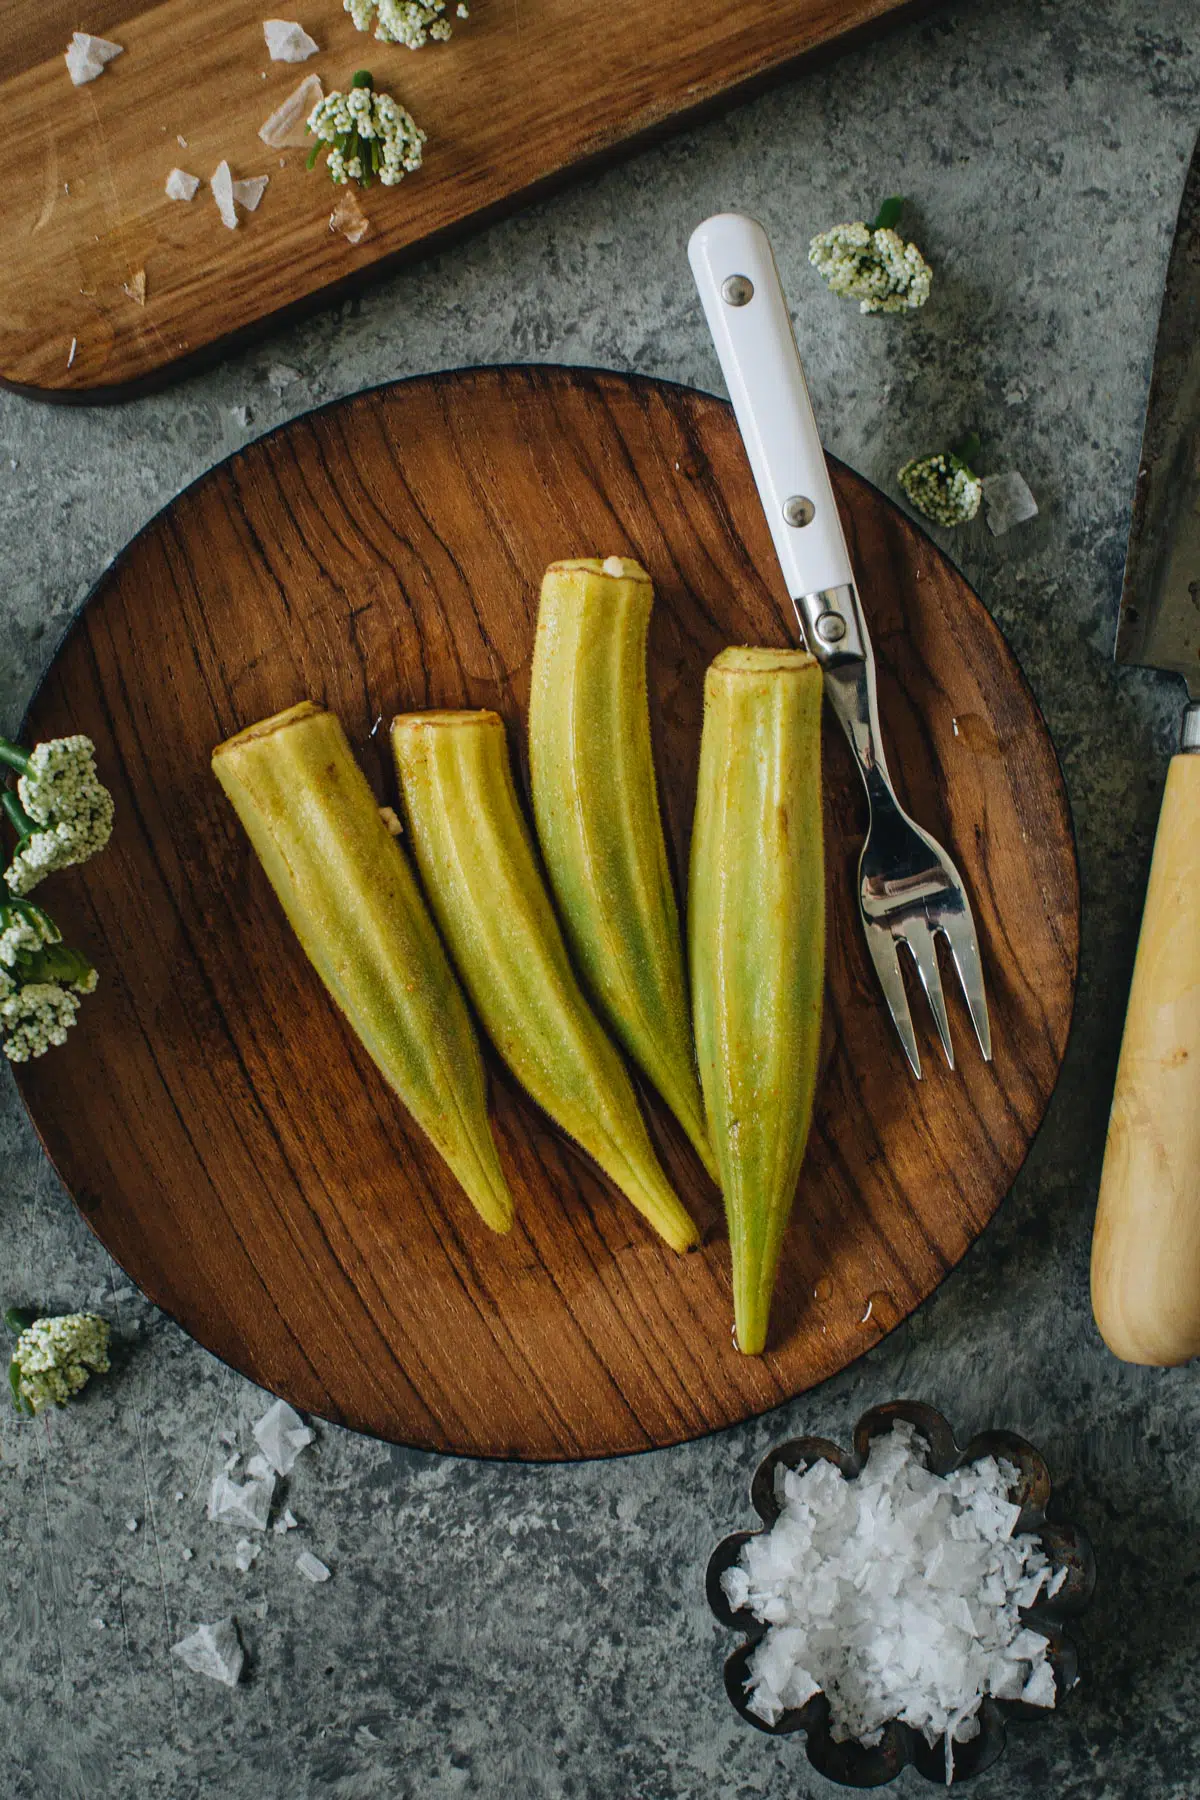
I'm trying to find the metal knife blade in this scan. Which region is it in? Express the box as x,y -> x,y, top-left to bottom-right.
1115,129 -> 1200,698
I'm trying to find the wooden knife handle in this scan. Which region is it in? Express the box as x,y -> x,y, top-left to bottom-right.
1092,751 -> 1200,1363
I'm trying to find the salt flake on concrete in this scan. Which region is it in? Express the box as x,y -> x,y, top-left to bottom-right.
208,1469 -> 276,1531
253,1398 -> 313,1475
171,1617 -> 244,1687
983,472 -> 1038,536
296,1550 -> 331,1583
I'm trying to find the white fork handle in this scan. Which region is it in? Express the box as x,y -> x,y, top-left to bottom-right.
688,210 -> 890,790
687,212 -> 854,601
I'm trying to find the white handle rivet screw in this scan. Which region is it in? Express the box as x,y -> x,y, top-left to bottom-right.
784,495 -> 815,527
815,613 -> 847,645
722,275 -> 754,306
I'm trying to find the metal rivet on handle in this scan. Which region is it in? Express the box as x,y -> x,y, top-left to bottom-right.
814,613 -> 847,645
721,274 -> 754,306
783,495 -> 815,527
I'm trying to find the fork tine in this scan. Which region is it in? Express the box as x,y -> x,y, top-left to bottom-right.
904,919 -> 955,1070
864,926 -> 921,1079
939,911 -> 993,1063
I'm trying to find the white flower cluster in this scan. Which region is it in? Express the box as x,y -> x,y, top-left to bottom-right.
0,909 -> 56,968
308,84 -> 426,187
0,904 -> 97,1061
0,975 -> 88,1061
898,452 -> 984,528
11,1312 -> 111,1413
809,222 -> 933,314
344,0 -> 468,48
7,735 -> 115,895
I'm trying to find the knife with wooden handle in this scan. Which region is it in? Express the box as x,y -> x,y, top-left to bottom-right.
1091,127 -> 1200,1365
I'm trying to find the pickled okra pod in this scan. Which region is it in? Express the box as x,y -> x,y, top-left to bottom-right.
529,557 -> 719,1185
212,702 -> 514,1234
688,649 -> 825,1353
391,709 -> 700,1255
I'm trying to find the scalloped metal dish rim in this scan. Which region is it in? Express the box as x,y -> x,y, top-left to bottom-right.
706,1400 -> 1096,1788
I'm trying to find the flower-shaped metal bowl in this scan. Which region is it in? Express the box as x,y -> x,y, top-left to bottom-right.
707,1400 -> 1095,1788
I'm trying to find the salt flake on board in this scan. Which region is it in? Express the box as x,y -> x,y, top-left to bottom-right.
259,74 -> 324,148
65,32 -> 123,84
165,169 -> 201,201
232,176 -> 270,212
263,19 -> 319,60
211,161 -> 239,230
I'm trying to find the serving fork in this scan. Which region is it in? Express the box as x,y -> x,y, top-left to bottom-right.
689,212 -> 991,1078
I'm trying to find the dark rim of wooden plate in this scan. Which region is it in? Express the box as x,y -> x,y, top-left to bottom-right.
706,1399 -> 1096,1786
11,366 -> 1082,1464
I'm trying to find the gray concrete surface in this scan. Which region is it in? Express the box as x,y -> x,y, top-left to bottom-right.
3,1 -> 1198,1795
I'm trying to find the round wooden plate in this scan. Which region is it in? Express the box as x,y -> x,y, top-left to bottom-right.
16,368 -> 1078,1460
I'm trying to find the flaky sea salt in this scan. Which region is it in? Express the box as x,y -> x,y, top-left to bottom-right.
296,1550 -> 331,1583
253,1398 -> 314,1475
273,1508 -> 299,1535
723,1424 -> 1060,1761
171,1618 -> 243,1687
234,1537 -> 261,1572
232,175 -> 270,212
207,1469 -> 276,1531
211,160 -> 239,230
982,472 -> 1039,537
65,32 -> 123,84
259,73 -> 324,147
263,19 -> 320,59
165,168 -> 201,201
330,190 -> 371,245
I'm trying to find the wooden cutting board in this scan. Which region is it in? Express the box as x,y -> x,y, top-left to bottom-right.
3,0 -> 923,401
15,367 -> 1078,1459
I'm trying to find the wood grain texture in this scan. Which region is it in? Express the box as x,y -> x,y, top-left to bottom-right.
1092,753 -> 1200,1366
2,0 -> 922,401
14,367 -> 1079,1458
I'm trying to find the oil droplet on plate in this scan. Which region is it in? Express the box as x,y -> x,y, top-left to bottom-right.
813,1276 -> 835,1303
950,713 -> 1001,757
860,1289 -> 896,1331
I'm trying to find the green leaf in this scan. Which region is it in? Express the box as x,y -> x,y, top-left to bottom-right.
351,69 -> 374,89
306,142 -> 321,170
0,740 -> 31,778
952,431 -> 982,470
2,789 -> 34,839
14,898 -> 60,944
9,1356 -> 29,1413
28,943 -> 95,989
4,1306 -> 34,1334
870,197 -> 904,232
